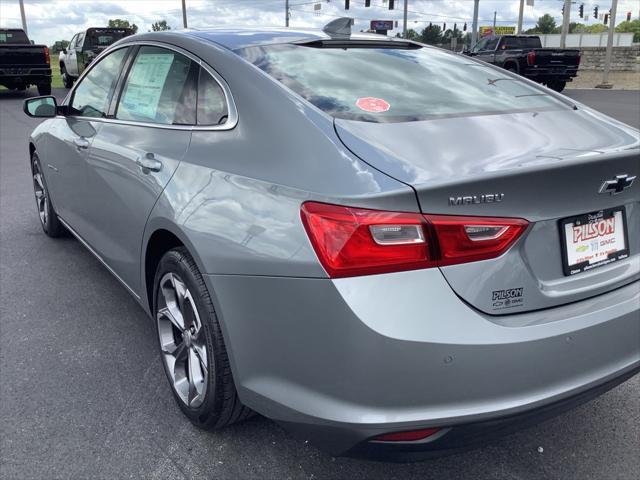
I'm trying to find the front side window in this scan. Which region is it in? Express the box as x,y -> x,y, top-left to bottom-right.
472,37 -> 488,52
237,43 -> 568,123
76,33 -> 85,48
116,46 -> 198,125
70,47 -> 128,118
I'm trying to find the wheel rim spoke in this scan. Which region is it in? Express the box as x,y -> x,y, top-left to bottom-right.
32,164 -> 48,225
156,271 -> 208,408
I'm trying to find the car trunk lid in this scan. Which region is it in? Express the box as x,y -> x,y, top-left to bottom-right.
335,108 -> 640,314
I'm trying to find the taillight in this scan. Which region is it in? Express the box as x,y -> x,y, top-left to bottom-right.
300,202 -> 435,278
526,50 -> 536,66
301,202 -> 528,278
426,214 -> 528,267
44,46 -> 50,66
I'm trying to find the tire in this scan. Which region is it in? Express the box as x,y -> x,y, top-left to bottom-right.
547,81 -> 566,93
31,153 -> 65,237
506,65 -> 518,74
61,65 -> 74,89
37,83 -> 52,96
153,247 -> 253,429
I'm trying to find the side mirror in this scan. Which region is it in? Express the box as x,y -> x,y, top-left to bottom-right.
24,96 -> 58,118
62,48 -> 67,54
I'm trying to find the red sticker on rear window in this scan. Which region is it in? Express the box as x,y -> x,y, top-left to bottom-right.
356,97 -> 390,113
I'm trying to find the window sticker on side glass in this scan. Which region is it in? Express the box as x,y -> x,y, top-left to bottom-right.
120,53 -> 174,121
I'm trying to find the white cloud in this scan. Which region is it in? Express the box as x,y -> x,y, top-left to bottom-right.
0,0 -> 637,45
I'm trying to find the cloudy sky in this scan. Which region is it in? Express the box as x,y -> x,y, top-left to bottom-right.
0,0 -> 637,46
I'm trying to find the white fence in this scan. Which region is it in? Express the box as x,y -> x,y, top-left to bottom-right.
539,33 -> 634,48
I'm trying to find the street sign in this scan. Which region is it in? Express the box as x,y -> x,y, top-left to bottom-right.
480,26 -> 516,36
370,20 -> 394,31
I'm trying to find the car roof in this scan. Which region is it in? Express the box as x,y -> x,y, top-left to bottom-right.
182,27 -> 407,51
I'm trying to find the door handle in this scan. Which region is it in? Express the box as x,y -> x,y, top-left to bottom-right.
73,137 -> 90,149
135,153 -> 162,173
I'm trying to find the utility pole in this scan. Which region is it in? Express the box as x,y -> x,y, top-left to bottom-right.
560,0 -> 571,48
493,11 -> 496,28
181,0 -> 188,28
597,0 -> 618,88
517,0 -> 525,34
285,0 -> 290,27
471,0 -> 480,46
402,0 -> 408,38
19,0 -> 28,36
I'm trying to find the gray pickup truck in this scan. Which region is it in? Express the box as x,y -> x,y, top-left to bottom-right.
465,35 -> 580,92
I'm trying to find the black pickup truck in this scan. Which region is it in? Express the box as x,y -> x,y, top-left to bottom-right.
0,28 -> 52,95
465,35 -> 580,92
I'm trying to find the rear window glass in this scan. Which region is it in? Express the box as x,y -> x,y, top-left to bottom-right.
238,44 -> 568,123
502,36 -> 542,49
0,30 -> 29,44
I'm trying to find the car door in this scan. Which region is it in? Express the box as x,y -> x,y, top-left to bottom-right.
80,44 -> 197,294
43,46 -> 130,231
68,33 -> 84,76
474,36 -> 499,64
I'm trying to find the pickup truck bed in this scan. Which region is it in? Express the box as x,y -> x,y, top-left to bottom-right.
0,29 -> 52,95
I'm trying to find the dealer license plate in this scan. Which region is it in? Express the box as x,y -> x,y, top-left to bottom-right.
560,207 -> 629,276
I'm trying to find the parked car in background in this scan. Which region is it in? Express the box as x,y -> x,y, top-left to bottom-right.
59,27 -> 133,88
0,28 -> 51,95
22,24 -> 639,460
465,35 -> 580,92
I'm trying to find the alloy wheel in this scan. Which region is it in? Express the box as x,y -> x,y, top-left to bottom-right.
32,159 -> 48,226
157,272 -> 209,408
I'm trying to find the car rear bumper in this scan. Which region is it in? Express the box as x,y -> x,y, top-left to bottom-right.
205,270 -> 640,457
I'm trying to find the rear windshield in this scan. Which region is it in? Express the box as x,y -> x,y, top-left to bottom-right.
86,29 -> 130,47
0,30 -> 30,44
502,36 -> 542,49
237,43 -> 567,123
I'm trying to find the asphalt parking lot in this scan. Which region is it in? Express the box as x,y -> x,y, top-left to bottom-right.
1,87 -> 639,480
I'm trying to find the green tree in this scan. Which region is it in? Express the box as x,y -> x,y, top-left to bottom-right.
615,19 -> 640,42
50,39 -> 69,53
107,19 -> 138,34
402,28 -> 420,41
419,24 -> 443,45
586,24 -> 608,33
534,14 -> 558,34
151,20 -> 171,32
569,22 -> 587,33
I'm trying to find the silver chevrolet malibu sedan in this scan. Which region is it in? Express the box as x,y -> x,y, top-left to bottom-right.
23,22 -> 639,459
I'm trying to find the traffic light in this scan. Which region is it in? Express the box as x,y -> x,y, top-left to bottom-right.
579,4 -> 584,18
593,6 -> 598,19
627,11 -> 632,21
443,22 -> 446,30
345,0 -> 349,10
453,23 -> 457,31
389,0 -> 394,9
463,22 -> 467,31
364,0 -> 370,6
604,13 -> 608,25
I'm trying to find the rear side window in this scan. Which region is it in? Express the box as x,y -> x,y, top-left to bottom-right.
116,46 -> 198,125
238,44 -> 568,123
197,68 -> 228,125
70,47 -> 129,118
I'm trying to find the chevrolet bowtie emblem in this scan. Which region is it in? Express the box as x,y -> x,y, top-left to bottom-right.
598,174 -> 636,195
